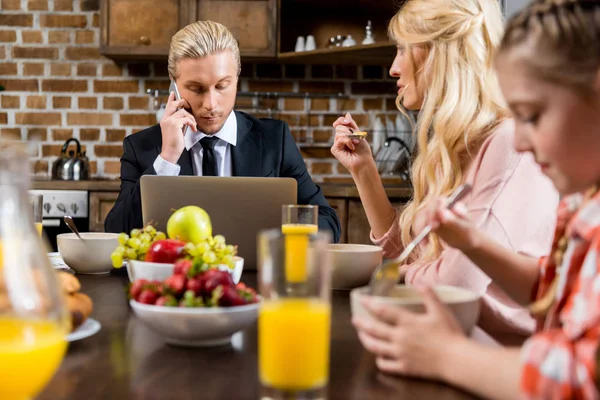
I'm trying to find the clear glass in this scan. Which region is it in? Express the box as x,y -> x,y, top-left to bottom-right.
258,228 -> 331,400
29,193 -> 43,237
281,205 -> 319,284
0,142 -> 69,400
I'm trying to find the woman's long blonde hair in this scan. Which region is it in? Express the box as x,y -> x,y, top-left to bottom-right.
391,0 -> 510,262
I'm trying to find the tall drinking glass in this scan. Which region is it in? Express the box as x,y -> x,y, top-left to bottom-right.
29,193 -> 43,237
0,142 -> 69,400
258,228 -> 331,400
281,205 -> 318,283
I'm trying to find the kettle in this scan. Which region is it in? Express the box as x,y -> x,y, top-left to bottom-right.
51,138 -> 89,181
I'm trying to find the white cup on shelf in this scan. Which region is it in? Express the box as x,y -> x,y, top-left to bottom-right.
295,36 -> 305,52
305,35 -> 316,51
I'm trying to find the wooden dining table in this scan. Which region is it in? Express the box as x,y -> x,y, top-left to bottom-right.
37,270 -> 480,400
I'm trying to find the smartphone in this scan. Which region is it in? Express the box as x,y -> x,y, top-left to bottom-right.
169,79 -> 189,136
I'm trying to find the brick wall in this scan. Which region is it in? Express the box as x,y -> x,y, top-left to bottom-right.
0,0 -> 402,182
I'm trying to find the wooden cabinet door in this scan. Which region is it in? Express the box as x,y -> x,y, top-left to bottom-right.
89,192 -> 120,232
347,199 -> 408,245
193,0 -> 277,58
100,0 -> 188,59
325,198 -> 348,243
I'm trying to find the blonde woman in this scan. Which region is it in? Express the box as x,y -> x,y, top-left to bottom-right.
332,0 -> 558,341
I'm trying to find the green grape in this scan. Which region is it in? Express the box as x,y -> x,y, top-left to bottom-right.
184,242 -> 198,257
130,228 -> 141,238
118,233 -> 129,245
111,252 -> 123,268
114,245 -> 126,256
202,251 -> 217,265
155,231 -> 166,241
220,254 -> 233,268
139,232 -> 152,244
213,235 -> 226,246
225,245 -> 235,255
196,242 -> 210,255
137,252 -> 146,261
125,248 -> 137,260
144,225 -> 157,236
213,243 -> 225,254
127,238 -> 142,250
139,242 -> 150,254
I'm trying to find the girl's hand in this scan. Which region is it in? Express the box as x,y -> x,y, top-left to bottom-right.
331,112 -> 374,175
418,197 -> 479,252
352,286 -> 465,380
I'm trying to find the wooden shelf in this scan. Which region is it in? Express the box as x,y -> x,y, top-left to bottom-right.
277,42 -> 395,65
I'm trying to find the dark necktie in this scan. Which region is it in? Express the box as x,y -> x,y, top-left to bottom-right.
200,136 -> 219,176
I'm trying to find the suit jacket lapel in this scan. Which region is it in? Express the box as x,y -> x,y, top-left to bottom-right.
177,149 -> 194,176
232,111 -> 262,177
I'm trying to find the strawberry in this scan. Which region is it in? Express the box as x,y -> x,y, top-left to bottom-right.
138,289 -> 159,305
155,295 -> 177,307
173,259 -> 193,276
219,285 -> 247,306
202,269 -> 234,297
129,279 -> 149,299
164,274 -> 187,297
186,277 -> 203,295
237,284 -> 258,304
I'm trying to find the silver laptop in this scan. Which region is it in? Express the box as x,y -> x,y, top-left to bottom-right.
140,175 -> 297,270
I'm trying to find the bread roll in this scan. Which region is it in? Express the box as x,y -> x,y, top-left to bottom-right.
65,292 -> 93,331
56,271 -> 81,294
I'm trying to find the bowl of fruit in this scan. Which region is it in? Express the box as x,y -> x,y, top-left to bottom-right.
129,267 -> 259,347
111,206 -> 243,284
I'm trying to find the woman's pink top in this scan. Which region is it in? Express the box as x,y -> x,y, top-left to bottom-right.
371,120 -> 559,340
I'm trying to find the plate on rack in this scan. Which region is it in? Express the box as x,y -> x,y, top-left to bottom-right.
67,318 -> 101,342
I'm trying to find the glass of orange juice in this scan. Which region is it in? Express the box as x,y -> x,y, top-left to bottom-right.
0,142 -> 70,400
281,205 -> 318,284
29,193 -> 43,236
258,228 -> 331,400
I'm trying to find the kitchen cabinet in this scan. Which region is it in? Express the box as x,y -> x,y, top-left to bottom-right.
99,0 -> 396,64
100,0 -> 191,60
89,191 -> 119,232
346,198 -> 407,245
189,0 -> 277,58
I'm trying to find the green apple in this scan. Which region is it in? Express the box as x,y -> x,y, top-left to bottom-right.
167,206 -> 212,244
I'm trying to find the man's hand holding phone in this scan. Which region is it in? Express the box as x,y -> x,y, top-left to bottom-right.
159,90 -> 197,164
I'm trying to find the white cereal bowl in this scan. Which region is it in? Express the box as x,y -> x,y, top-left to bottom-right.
57,232 -> 120,275
127,256 -> 244,283
129,299 -> 259,347
350,285 -> 481,334
327,244 -> 383,290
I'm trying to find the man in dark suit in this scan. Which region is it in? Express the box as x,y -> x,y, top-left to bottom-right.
104,20 -> 340,242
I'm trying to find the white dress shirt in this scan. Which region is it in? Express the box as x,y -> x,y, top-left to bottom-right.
153,111 -> 237,177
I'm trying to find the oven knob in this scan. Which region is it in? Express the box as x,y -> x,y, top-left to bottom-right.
71,203 -> 79,214
57,203 -> 66,213
43,203 -> 51,213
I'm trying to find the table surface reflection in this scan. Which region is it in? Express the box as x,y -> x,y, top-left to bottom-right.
37,270 -> 479,400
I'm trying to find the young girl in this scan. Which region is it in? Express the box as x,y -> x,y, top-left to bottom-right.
353,0 -> 600,398
332,0 -> 558,342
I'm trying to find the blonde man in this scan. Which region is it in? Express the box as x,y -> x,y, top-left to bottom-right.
105,21 -> 341,242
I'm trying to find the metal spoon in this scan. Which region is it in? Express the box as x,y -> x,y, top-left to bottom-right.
368,183 -> 472,296
63,216 -> 83,239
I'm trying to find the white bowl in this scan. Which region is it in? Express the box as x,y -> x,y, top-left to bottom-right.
57,232 -> 120,275
129,299 -> 259,347
350,285 -> 481,334
327,244 -> 383,290
127,256 -> 244,283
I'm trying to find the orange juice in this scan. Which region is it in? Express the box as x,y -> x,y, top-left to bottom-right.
35,222 -> 43,237
259,299 -> 331,390
281,224 -> 318,283
0,318 -> 67,400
